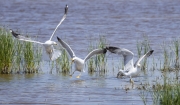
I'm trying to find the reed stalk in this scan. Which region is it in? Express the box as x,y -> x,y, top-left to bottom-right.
87,35 -> 107,73
136,35 -> 151,71
0,28 -> 15,73
0,27 -> 42,74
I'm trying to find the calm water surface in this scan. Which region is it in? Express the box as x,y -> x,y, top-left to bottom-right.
1,0 -> 180,104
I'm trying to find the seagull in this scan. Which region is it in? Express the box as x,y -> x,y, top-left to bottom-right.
10,5 -> 68,61
57,37 -> 107,78
106,46 -> 154,82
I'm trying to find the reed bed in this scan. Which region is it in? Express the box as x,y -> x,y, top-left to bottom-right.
56,48 -> 70,74
0,27 -> 42,74
87,35 -> 108,73
138,72 -> 180,105
0,28 -> 15,73
160,38 -> 180,71
136,35 -> 151,71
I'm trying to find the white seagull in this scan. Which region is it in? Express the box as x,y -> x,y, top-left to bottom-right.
10,5 -> 68,61
106,46 -> 154,81
57,37 -> 107,78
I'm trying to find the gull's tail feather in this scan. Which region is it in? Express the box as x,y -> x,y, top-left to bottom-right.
50,49 -> 61,61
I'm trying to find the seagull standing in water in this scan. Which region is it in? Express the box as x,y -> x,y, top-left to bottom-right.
10,5 -> 68,61
106,46 -> 154,83
57,37 -> 107,78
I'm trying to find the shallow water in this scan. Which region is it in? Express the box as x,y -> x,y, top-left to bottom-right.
1,0 -> 180,104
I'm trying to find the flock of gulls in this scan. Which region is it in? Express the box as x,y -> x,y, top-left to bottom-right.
9,5 -> 154,82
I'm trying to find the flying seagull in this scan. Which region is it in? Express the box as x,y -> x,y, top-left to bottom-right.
57,37 -> 107,78
10,5 -> 68,61
106,46 -> 154,82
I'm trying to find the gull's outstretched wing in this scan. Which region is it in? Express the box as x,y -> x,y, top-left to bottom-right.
57,37 -> 75,58
49,48 -> 61,61
84,48 -> 107,62
134,50 -> 154,67
10,29 -> 43,44
49,5 -> 68,41
106,46 -> 134,71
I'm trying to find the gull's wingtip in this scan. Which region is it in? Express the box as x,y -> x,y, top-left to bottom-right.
65,4 -> 68,14
105,46 -> 120,53
57,36 -> 60,41
103,48 -> 107,54
106,46 -> 119,50
150,50 -> 154,53
149,50 -> 154,54
146,50 -> 154,57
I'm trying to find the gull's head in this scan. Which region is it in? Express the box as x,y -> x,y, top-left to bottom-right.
53,42 -> 57,45
137,63 -> 141,68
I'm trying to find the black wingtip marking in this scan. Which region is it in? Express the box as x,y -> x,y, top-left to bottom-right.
57,37 -> 61,41
147,50 -> 154,57
150,50 -> 154,53
106,46 -> 119,53
10,29 -> 19,38
149,50 -> 154,55
65,5 -> 68,14
103,48 -> 107,54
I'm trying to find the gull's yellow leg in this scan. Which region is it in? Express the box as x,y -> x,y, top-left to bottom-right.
129,76 -> 134,85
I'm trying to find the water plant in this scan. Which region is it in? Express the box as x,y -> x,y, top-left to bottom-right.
136,35 -> 151,71
0,27 -> 42,74
0,28 -> 15,73
161,42 -> 171,71
23,40 -> 42,73
171,39 -> 180,69
150,74 -> 180,105
56,48 -> 70,74
87,35 -> 108,73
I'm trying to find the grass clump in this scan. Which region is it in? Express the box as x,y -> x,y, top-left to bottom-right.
151,76 -> 180,105
0,27 -> 42,74
87,35 -> 107,73
136,35 -> 151,71
23,41 -> 39,73
172,39 -> 180,69
0,28 -> 15,73
160,39 -> 180,71
56,48 -> 70,74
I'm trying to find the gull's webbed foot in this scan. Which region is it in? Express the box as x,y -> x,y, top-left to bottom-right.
76,73 -> 81,78
76,75 -> 80,78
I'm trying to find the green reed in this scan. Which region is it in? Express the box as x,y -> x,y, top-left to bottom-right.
136,35 -> 151,71
23,41 -> 35,73
161,42 -> 171,71
23,41 -> 42,73
87,40 -> 96,72
0,27 -> 42,74
0,28 -> 15,73
151,76 -> 180,105
87,35 -> 107,73
172,39 -> 180,69
57,48 -> 70,73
